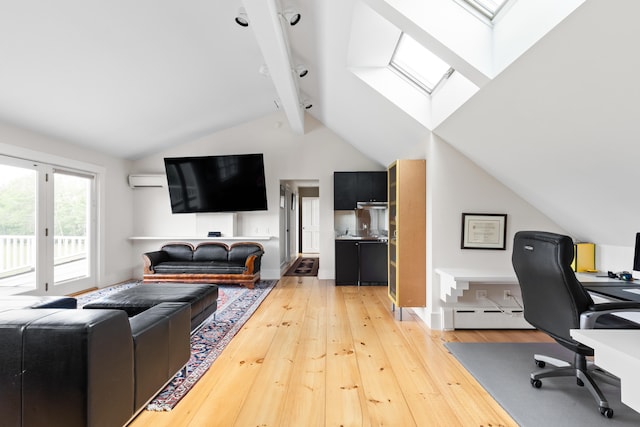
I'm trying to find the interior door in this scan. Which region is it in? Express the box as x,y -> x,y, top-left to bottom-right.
301,197 -> 320,253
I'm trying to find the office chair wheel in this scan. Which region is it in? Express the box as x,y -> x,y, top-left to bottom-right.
534,360 -> 546,368
600,407 -> 614,418
531,379 -> 542,388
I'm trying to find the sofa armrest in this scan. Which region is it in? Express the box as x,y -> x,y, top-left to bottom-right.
129,302 -> 191,410
244,251 -> 264,274
143,250 -> 169,274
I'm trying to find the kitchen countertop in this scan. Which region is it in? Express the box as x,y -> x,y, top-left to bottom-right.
335,235 -> 388,242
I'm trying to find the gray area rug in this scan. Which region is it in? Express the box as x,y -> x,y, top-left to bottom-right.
445,342 -> 640,426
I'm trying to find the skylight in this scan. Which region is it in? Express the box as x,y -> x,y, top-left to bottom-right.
461,0 -> 510,21
389,33 -> 454,95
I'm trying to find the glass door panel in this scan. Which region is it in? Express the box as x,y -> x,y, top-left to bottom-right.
53,171 -> 91,287
0,162 -> 37,295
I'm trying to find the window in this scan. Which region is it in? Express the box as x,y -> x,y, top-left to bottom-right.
460,0 -> 510,21
389,33 -> 454,95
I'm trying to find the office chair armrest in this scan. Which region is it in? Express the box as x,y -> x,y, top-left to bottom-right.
589,301 -> 640,311
580,302 -> 640,328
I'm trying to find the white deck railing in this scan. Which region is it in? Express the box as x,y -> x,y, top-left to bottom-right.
0,235 -> 87,278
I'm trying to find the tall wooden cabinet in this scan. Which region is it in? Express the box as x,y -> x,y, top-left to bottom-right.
388,159 -> 426,309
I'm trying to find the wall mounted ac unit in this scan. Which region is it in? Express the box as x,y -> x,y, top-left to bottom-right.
128,174 -> 165,188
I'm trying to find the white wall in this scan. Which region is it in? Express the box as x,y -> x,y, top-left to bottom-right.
130,112 -> 384,280
0,121 -> 135,287
434,1 -> 640,249
420,135 -> 566,329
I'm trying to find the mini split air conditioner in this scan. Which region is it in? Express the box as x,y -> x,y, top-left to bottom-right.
128,174 -> 166,188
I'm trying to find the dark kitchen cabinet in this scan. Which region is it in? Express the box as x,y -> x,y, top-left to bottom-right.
366,172 -> 388,203
333,173 -> 358,210
334,171 -> 387,210
359,241 -> 388,283
335,241 -> 359,285
335,240 -> 388,286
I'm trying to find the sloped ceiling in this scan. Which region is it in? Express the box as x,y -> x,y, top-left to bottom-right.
434,0 -> 640,247
0,1 -> 279,159
0,0 -> 429,163
0,1 -> 637,246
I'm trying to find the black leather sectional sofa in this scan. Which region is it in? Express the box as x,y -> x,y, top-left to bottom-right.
0,293 -> 200,427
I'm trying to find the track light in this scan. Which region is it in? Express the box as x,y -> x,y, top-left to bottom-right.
259,64 -> 270,76
235,8 -> 249,27
281,10 -> 301,26
294,65 -> 308,78
301,99 -> 313,110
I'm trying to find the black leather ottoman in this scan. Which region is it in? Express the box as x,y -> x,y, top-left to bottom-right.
83,283 -> 218,331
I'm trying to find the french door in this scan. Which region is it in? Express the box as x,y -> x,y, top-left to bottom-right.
0,155 -> 96,296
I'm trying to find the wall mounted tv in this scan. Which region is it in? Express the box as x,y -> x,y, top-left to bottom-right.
164,153 -> 268,213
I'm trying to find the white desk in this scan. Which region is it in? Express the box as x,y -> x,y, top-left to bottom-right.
436,269 -> 618,304
435,268 -> 527,330
570,329 -> 640,413
434,269 -> 621,330
436,268 -> 518,304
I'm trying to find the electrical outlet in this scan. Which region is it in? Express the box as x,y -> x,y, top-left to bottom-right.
504,290 -> 512,300
476,290 -> 487,299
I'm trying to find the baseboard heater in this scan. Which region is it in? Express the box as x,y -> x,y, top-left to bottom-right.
453,307 -> 532,329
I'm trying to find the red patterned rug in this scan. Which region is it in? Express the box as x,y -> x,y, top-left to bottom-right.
77,279 -> 277,411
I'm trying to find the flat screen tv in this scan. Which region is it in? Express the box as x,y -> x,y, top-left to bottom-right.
634,232 -> 640,273
164,153 -> 268,213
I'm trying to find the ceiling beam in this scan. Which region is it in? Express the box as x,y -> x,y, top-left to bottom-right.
242,0 -> 305,133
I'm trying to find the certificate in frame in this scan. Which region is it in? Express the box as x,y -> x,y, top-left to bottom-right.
461,213 -> 507,250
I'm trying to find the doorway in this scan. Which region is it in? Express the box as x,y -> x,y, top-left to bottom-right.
279,181 -> 320,274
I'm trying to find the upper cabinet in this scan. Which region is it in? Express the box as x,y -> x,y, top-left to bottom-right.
334,171 -> 387,210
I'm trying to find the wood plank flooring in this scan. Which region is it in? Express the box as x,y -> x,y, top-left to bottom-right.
129,276 -> 552,427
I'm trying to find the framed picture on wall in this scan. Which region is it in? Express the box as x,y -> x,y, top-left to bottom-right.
461,213 -> 507,250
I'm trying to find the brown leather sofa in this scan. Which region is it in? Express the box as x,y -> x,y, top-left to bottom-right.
142,241 -> 264,288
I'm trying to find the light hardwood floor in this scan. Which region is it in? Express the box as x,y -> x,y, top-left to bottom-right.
130,276 -> 552,427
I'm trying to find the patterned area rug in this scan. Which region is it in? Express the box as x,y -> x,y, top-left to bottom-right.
284,256 -> 319,276
77,279 -> 277,411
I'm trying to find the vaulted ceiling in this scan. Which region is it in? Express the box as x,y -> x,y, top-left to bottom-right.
0,0 -> 638,246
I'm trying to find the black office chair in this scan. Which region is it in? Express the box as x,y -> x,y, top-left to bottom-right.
512,231 -> 640,418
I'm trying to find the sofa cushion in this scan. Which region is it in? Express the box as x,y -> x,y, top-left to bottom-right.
154,261 -> 246,275
228,243 -> 262,264
21,309 -> 135,427
0,310 -> 59,427
193,242 -> 229,262
161,243 -> 194,262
